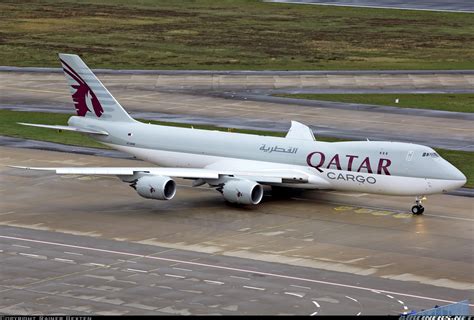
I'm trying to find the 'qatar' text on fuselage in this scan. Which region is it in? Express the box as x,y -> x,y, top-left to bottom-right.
306,152 -> 392,175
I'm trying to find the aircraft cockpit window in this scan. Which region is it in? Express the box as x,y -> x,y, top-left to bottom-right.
422,152 -> 439,158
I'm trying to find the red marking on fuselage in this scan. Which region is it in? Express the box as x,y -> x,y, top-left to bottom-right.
357,157 -> 373,174
306,152 -> 391,175
377,158 -> 392,175
60,59 -> 103,118
327,154 -> 342,170
346,155 -> 358,171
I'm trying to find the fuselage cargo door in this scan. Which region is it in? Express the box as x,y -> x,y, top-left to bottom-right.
404,150 -> 414,172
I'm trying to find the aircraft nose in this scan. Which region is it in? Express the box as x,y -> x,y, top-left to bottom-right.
456,170 -> 467,186
446,163 -> 467,187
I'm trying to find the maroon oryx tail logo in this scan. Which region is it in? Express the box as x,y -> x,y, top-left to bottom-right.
60,58 -> 103,117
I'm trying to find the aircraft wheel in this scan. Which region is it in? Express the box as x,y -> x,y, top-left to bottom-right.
411,205 -> 424,215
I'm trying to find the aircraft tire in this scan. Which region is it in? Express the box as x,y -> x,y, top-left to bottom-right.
411,205 -> 424,215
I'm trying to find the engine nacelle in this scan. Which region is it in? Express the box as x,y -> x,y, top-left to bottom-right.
221,180 -> 263,205
135,175 -> 176,200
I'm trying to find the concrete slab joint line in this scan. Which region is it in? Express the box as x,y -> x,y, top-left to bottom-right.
2,67 -> 474,75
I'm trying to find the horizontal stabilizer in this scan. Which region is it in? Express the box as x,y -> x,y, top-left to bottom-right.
17,123 -> 108,135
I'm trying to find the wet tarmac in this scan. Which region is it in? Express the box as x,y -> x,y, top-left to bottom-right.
1,147 -> 473,315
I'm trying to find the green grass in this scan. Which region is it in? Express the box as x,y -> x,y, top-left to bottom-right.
274,94 -> 474,113
0,110 -> 472,187
1,0 -> 474,70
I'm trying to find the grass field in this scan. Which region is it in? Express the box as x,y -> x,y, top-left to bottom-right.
1,0 -> 473,70
274,94 -> 474,113
1,110 -> 472,187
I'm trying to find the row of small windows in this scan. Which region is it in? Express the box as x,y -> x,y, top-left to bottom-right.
422,152 -> 439,158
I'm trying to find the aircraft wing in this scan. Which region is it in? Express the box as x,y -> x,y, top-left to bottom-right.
9,166 -> 220,179
9,166 -> 329,186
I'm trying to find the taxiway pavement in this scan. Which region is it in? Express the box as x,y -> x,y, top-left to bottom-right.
1,69 -> 473,314
0,147 -> 473,315
0,71 -> 473,151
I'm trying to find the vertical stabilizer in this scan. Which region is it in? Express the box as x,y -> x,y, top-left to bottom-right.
59,53 -> 134,122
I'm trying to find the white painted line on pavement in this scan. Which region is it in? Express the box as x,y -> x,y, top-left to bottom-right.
53,258 -> 74,263
284,292 -> 304,298
230,275 -> 250,280
13,244 -> 30,249
165,274 -> 185,279
19,252 -> 41,258
84,262 -> 106,267
173,267 -> 192,272
204,280 -> 224,285
2,235 -> 472,307
64,251 -> 83,256
128,268 -> 148,273
243,286 -> 265,291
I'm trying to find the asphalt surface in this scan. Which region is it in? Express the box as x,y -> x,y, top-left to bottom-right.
2,67 -> 474,75
1,147 -> 473,315
268,0 -> 474,13
2,104 -> 473,152
218,91 -> 474,121
0,69 -> 473,315
1,225 -> 471,315
1,71 -> 473,151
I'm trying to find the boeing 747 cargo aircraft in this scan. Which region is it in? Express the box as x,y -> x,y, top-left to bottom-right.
12,54 -> 466,214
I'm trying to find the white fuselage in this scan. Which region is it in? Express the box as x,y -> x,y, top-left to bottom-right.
70,116 -> 467,196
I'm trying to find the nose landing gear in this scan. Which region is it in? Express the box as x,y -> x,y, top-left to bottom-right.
411,196 -> 426,215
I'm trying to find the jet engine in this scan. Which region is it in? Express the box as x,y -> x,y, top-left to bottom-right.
221,180 -> 263,205
135,175 -> 176,200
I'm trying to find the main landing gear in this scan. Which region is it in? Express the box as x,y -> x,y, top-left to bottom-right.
411,196 -> 426,215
